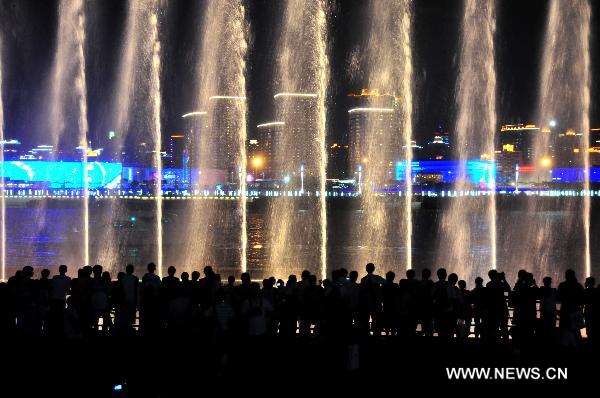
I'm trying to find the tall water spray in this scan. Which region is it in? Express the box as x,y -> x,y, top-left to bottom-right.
181,0 -> 248,275
94,0 -> 140,270
48,0 -> 90,266
149,8 -> 163,277
536,0 -> 591,278
438,0 -> 497,282
352,0 -> 413,274
269,0 -> 329,279
0,38 -> 5,281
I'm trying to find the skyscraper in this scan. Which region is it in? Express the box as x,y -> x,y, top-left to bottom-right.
254,121 -> 283,179
498,124 -> 540,165
273,93 -> 318,180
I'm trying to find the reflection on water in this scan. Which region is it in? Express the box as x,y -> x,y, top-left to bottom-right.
5,198 -> 599,285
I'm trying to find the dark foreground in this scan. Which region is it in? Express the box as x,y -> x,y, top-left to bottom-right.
3,334 -> 598,397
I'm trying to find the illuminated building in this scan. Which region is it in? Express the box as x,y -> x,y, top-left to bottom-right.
254,121 -> 283,179
2,160 -> 122,189
274,93 -> 318,179
395,160 -> 496,188
347,107 -> 398,176
329,142 -> 349,179
495,150 -> 520,185
426,126 -> 450,160
1,139 -> 22,160
208,96 -> 246,182
556,128 -> 584,167
498,124 -> 540,165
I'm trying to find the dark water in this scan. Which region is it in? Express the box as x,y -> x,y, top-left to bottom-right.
5,197 -> 599,286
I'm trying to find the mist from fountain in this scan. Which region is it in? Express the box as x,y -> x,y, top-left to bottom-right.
179,1 -> 248,276
351,0 -> 414,275
149,8 -> 163,277
437,0 -> 497,283
268,0 -> 329,279
0,38 -> 5,281
535,0 -> 591,278
47,0 -> 90,267
94,0 -> 140,271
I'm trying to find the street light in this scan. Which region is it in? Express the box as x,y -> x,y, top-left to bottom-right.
251,156 -> 263,179
539,156 -> 552,184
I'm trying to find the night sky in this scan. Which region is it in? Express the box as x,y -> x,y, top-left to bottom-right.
0,0 -> 599,151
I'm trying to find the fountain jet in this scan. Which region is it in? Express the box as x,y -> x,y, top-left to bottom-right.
48,0 -> 90,267
536,0 -> 591,278
438,0 -> 497,283
0,38 -> 5,281
269,0 -> 329,280
350,0 -> 413,274
181,1 -> 249,276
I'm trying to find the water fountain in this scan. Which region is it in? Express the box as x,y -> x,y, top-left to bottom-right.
47,0 -> 90,267
0,38 -> 5,281
437,0 -> 497,283
534,0 -> 591,278
351,0 -> 414,275
179,0 -> 248,276
269,0 -> 329,280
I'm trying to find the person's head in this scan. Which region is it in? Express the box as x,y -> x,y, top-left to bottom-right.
41,269 -> 50,279
448,273 -> 458,285
117,272 -> 125,281
241,272 -> 251,285
349,270 -> 358,283
458,280 -> 467,290
287,274 -> 297,285
565,269 -> 576,283
203,265 -> 214,277
517,269 -> 527,281
83,265 -> 93,277
125,264 -> 134,275
488,269 -> 498,281
102,271 -> 111,281
422,268 -> 431,281
365,263 -> 375,274
191,271 -> 200,281
59,265 -> 68,275
147,262 -> 156,274
331,269 -> 340,281
276,279 -> 284,288
386,271 -> 395,282
542,276 -> 552,288
585,277 -> 595,289
22,266 -> 34,278
181,272 -> 189,282
93,264 -> 103,277
301,270 -> 311,281
475,277 -> 483,287
339,268 -> 348,279
228,275 -> 236,286
406,269 -> 416,280
436,268 -> 447,282
167,266 -> 176,276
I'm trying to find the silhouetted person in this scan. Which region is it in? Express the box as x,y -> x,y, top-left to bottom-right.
121,264 -> 139,328
484,270 -> 510,343
140,263 -> 161,335
418,268 -> 434,336
433,268 -> 451,340
470,277 -> 485,339
557,269 -> 584,347
49,265 -> 71,337
538,276 -> 557,342
90,265 -> 110,333
359,263 -> 384,335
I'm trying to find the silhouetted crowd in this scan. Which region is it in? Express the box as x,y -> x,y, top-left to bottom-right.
1,262 -> 598,348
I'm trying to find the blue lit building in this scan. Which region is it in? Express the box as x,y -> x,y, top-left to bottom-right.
395,160 -> 496,188
2,160 -> 122,189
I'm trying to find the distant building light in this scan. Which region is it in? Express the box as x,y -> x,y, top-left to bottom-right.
549,120 -> 557,128
348,107 -> 394,113
257,121 -> 285,128
182,111 -> 207,118
273,92 -> 317,99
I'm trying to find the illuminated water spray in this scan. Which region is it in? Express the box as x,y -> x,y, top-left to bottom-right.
149,10 -> 163,277
353,0 -> 413,274
537,1 -> 591,277
270,0 -> 329,279
0,38 -> 5,281
183,1 -> 248,275
75,6 -> 90,267
438,0 -> 497,282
